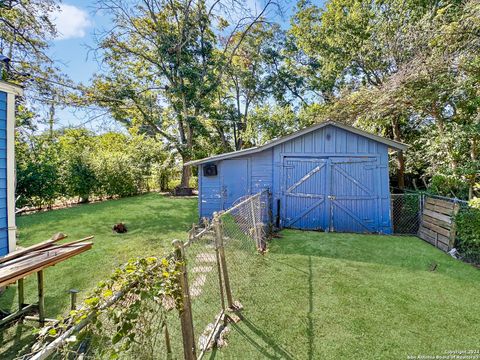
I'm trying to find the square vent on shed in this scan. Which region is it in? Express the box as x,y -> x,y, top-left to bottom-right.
203,164 -> 217,177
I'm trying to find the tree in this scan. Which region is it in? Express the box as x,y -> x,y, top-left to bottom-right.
289,0 -> 448,188
91,0 -> 278,188
0,0 -> 71,131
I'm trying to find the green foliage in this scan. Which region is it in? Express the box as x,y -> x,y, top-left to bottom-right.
455,206 -> 480,264
15,129 -> 175,207
428,174 -> 470,199
34,255 -> 183,358
16,135 -> 63,207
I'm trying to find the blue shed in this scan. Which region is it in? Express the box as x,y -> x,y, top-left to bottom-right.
186,121 -> 407,234
0,81 -> 22,256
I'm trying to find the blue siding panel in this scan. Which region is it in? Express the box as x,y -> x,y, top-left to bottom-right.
0,91 -> 8,255
198,124 -> 393,233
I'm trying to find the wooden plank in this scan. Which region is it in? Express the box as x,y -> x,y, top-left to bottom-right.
423,209 -> 452,225
437,241 -> 449,252
0,237 -> 94,268
425,197 -> 455,210
421,220 -> 451,237
0,244 -> 92,281
424,202 -> 454,216
0,234 -> 68,264
0,304 -> 37,328
418,227 -> 436,245
0,243 -> 92,287
419,226 -> 438,240
437,234 -> 450,246
422,214 -> 451,230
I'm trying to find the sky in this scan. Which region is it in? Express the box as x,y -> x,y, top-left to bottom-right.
48,0 -> 303,132
48,1 -> 116,131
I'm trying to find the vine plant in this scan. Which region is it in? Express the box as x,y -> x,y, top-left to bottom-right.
32,255 -> 184,359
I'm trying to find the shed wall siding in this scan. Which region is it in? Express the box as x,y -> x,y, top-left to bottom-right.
271,125 -> 391,232
0,91 -> 8,255
198,124 -> 392,233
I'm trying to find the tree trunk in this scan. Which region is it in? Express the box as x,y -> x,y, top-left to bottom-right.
180,162 -> 191,188
392,118 -> 405,189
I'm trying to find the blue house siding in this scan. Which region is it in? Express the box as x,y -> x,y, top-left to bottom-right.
0,91 -> 8,255
196,123 -> 397,233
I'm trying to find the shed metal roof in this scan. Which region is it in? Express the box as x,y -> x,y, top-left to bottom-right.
185,120 -> 408,166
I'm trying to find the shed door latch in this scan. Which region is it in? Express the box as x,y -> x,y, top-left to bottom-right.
328,195 -> 336,200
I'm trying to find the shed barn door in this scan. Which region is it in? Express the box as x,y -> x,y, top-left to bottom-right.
282,158 -> 328,230
282,156 -> 380,232
329,157 -> 379,232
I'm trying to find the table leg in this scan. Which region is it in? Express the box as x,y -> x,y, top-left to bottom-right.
18,278 -> 24,310
37,270 -> 45,326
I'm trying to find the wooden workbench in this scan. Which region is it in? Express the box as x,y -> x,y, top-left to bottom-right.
0,238 -> 93,327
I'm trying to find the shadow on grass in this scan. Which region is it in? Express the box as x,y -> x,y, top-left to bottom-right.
209,314 -> 295,360
0,322 -> 36,359
307,256 -> 314,360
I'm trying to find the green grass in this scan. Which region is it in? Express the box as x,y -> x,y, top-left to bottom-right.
0,193 -> 197,358
215,230 -> 480,359
1,194 -> 479,359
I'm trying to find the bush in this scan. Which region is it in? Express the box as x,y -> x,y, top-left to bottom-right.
15,129 -> 174,207
455,205 -> 480,264
428,174 -> 469,199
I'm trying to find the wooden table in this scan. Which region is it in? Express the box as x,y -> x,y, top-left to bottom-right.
0,241 -> 93,327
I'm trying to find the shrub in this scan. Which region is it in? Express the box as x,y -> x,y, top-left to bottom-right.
428,174 -> 469,199
455,205 -> 480,264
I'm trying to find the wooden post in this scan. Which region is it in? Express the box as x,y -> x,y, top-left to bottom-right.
449,201 -> 461,249
164,321 -> 172,358
250,200 -> 260,249
213,213 -> 233,309
212,215 -> 226,313
37,270 -> 45,326
172,240 -> 196,360
18,278 -> 24,310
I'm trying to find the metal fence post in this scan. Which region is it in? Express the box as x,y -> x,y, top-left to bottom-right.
69,289 -> 79,311
213,213 -> 234,309
172,240 -> 196,360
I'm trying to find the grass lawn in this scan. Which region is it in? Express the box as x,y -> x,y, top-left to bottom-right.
0,193 -> 197,359
1,194 -> 479,359
216,230 -> 480,360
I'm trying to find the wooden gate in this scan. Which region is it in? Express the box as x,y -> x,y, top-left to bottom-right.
418,197 -> 460,251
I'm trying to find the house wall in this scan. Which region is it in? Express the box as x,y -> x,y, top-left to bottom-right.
198,124 -> 391,233
0,91 -> 8,255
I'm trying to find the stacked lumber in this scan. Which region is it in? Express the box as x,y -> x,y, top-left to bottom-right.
418,197 -> 460,252
0,234 -> 94,287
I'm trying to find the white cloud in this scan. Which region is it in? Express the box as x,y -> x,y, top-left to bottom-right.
52,4 -> 91,40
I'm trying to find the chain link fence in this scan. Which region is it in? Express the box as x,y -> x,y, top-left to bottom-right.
390,193 -> 469,235
390,193 -> 423,234
25,190 -> 272,360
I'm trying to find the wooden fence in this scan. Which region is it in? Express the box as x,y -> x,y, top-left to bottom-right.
418,196 -> 460,251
